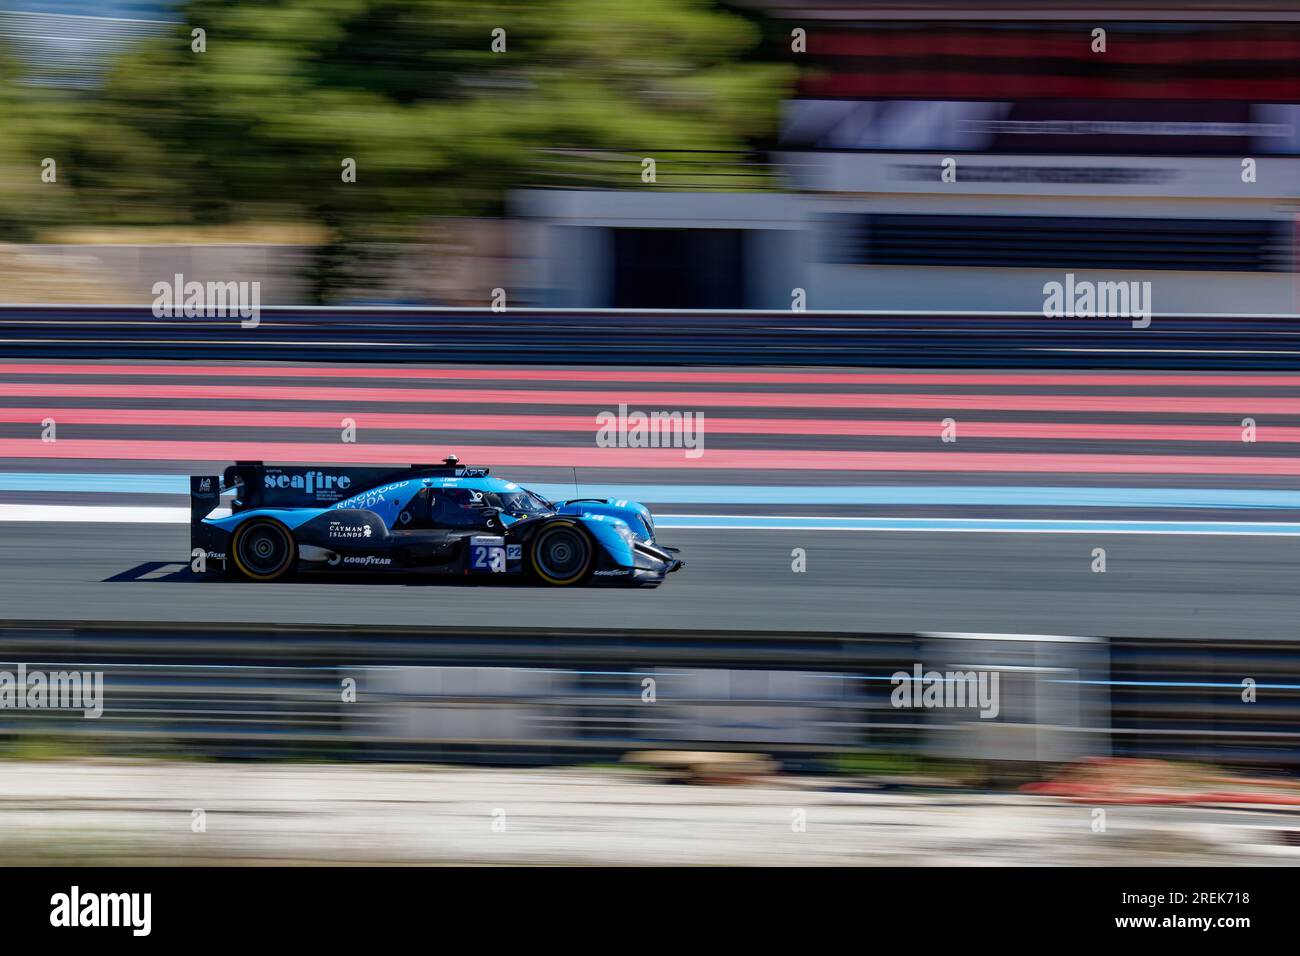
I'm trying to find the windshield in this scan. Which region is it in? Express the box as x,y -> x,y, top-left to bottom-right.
489,489 -> 554,518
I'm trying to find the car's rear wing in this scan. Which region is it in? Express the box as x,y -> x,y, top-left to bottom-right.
190,474 -> 224,560
190,475 -> 221,521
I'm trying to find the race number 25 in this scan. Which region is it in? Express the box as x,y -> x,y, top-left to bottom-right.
471,545 -> 506,572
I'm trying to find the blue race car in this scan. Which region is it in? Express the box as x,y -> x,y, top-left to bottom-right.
189,456 -> 683,587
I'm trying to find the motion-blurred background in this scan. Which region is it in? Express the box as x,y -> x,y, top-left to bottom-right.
1,0 -> 1296,310
1,0 -> 1299,866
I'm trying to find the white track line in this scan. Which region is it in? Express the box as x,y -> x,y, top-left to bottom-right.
3,503 -> 1300,536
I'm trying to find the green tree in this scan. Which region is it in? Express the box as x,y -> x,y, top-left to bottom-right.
73,0 -> 792,299
0,38 -> 72,240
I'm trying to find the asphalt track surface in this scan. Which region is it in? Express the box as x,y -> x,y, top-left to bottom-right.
3,360 -> 1300,638
3,522 -> 1298,638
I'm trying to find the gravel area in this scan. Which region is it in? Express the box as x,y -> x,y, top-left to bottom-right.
0,760 -> 1294,866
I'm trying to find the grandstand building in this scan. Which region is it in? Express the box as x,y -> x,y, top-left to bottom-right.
519,3 -> 1300,314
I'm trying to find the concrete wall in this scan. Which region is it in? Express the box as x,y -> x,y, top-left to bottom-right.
0,219 -> 521,306
800,191 -> 1297,314
0,243 -> 312,305
512,190 -> 807,309
512,153 -> 1300,314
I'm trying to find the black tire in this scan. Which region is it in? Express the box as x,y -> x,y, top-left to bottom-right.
528,521 -> 594,586
229,519 -> 297,582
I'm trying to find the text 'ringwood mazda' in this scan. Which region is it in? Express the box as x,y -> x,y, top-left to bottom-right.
190,456 -> 684,587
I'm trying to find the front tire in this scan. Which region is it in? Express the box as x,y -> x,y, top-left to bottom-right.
528,521 -> 594,586
229,519 -> 297,582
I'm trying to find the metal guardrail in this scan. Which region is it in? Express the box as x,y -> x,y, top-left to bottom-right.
0,621 -> 1295,766
1110,640 -> 1300,766
2,306 -> 1300,367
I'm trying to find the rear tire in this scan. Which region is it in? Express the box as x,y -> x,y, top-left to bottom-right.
528,521 -> 594,586
229,519 -> 297,582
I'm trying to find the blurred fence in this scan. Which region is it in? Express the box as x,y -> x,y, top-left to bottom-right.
1111,639 -> 1300,767
0,621 -> 1294,767
3,305 -> 1300,367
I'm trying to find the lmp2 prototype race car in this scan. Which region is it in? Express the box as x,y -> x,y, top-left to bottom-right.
189,456 -> 684,587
